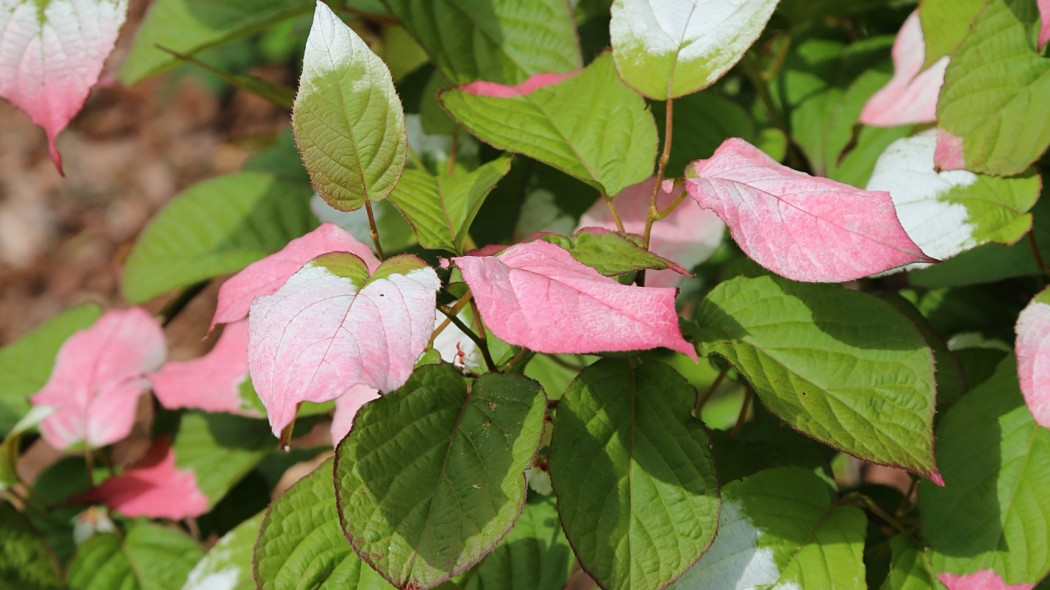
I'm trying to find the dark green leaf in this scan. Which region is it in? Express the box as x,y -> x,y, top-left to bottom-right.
67,522 -> 203,590
0,503 -> 63,590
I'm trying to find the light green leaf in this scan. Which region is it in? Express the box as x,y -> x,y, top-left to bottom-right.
441,53 -> 657,196
880,535 -> 936,590
920,356 -> 1050,585
918,0 -> 984,67
119,0 -> 314,83
671,466 -> 866,589
335,364 -> 546,589
121,172 -> 315,303
0,304 -> 101,433
692,275 -> 939,478
457,497 -> 573,590
382,0 -> 581,85
68,522 -> 203,590
172,413 -> 273,510
610,0 -> 777,99
293,1 -> 407,211
254,459 -> 394,590
548,359 -> 720,590
937,0 -> 1050,175
539,231 -> 685,277
387,156 -> 512,252
182,512 -> 264,590
0,503 -> 63,590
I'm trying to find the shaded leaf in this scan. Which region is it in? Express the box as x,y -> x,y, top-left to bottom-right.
293,1 -> 406,211
67,522 -> 203,590
171,412 -> 273,511
335,365 -> 546,589
0,502 -> 63,590
549,359 -> 720,590
881,535 -> 936,590
610,0 -> 777,99
30,308 -> 165,449
454,240 -> 695,358
687,138 -> 931,282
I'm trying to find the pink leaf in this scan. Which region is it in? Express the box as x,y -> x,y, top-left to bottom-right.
1039,0 -> 1050,51
30,308 -> 165,449
459,71 -> 578,98
78,436 -> 208,520
148,320 -> 259,416
577,176 -> 725,287
686,138 -> 931,282
453,240 -> 696,359
859,10 -> 947,127
1015,290 -> 1050,428
330,384 -> 380,445
0,0 -> 129,174
938,570 -> 1033,590
211,223 -> 380,329
248,253 -> 440,436
934,129 -> 967,171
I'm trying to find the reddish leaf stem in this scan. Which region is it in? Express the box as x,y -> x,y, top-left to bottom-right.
731,388 -> 752,437
642,97 -> 675,251
695,365 -> 729,416
363,200 -> 385,261
604,197 -> 627,233
429,291 -> 474,349
438,305 -> 496,372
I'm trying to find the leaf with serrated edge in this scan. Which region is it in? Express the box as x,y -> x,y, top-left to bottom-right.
0,0 -> 128,172
577,176 -> 724,287
30,308 -> 165,450
254,459 -> 394,590
67,521 -> 203,590
610,0 -> 777,99
122,172 -> 316,304
687,138 -> 931,282
935,0 -> 1050,175
441,53 -> 657,197
183,511 -> 264,590
921,356 -> 1050,583
693,275 -> 940,480
670,466 -> 866,589
387,156 -> 512,253
454,240 -> 696,359
248,253 -> 439,435
293,1 -> 407,211
860,11 -> 947,127
867,133 -> 1041,268
549,359 -> 719,590
383,0 -> 581,85
335,365 -> 546,589
1016,288 -> 1050,428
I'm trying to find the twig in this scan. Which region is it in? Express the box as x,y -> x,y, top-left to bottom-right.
695,365 -> 729,415
364,200 -> 385,261
438,306 -> 496,372
428,291 -> 474,349
731,388 -> 752,437
642,97 -> 675,251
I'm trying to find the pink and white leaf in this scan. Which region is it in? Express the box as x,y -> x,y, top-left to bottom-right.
453,240 -> 696,359
330,384 -> 380,445
0,0 -> 129,173
859,10 -> 947,127
686,138 -> 931,282
248,253 -> 440,436
148,320 -> 259,417
1015,288 -> 1050,429
30,307 -> 165,449
577,176 -> 725,287
78,436 -> 208,520
1039,0 -> 1050,51
938,570 -> 1033,590
212,222 -> 380,329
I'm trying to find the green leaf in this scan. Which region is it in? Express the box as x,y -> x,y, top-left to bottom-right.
293,2 -> 408,211
119,0 -> 314,83
457,497 -> 573,590
183,512 -> 264,590
671,466 -> 866,589
155,47 -> 296,108
254,459 -> 394,590
242,128 -> 310,183
539,231 -> 685,277
0,503 -> 63,590
387,156 -> 512,252
920,356 -> 1050,584
441,52 -> 658,197
121,172 -> 315,303
711,404 -> 833,484
609,0 -> 777,99
937,0 -> 1050,175
692,275 -> 939,479
0,304 -> 101,433
1,407 -> 55,490
880,535 -> 936,590
335,364 -> 546,589
172,413 -> 273,510
918,0 -> 984,67
946,169 -> 1043,246
67,522 -> 203,590
382,0 -> 582,85
548,358 -> 720,590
